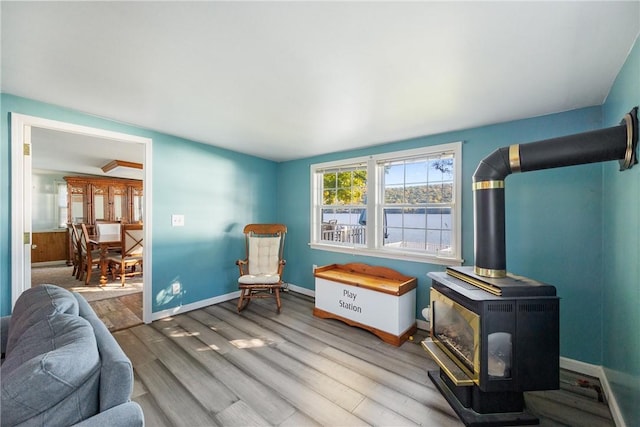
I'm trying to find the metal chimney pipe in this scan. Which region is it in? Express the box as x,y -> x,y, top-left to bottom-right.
473,107 -> 638,278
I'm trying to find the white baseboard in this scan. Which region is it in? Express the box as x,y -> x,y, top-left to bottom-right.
559,356 -> 603,377
560,357 -> 626,427
284,282 -> 315,297
150,283 -> 315,322
150,290 -> 241,322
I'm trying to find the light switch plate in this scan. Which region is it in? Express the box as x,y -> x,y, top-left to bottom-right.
171,214 -> 185,227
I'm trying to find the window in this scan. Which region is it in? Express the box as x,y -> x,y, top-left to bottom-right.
315,162 -> 368,245
56,181 -> 68,228
310,142 -> 462,264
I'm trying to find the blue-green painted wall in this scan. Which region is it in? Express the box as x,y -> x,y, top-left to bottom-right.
278,107 -> 605,364
0,94 -> 278,316
602,35 -> 640,427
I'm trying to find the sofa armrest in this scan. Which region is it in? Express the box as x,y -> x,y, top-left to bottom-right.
1,315 -> 10,355
74,293 -> 135,411
73,401 -> 144,427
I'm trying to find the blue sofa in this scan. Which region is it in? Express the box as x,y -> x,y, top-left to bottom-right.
1,285 -> 144,426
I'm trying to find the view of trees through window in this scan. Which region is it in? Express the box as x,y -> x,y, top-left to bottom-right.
321,166 -> 368,245
322,168 -> 367,205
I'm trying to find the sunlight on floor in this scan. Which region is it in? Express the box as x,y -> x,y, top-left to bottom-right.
196,344 -> 221,352
169,330 -> 201,338
230,338 -> 267,349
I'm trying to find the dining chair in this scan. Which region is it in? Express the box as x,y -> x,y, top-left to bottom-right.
95,221 -> 121,236
107,224 -> 143,286
236,224 -> 287,313
68,223 -> 82,279
95,221 -> 122,255
79,223 -> 101,285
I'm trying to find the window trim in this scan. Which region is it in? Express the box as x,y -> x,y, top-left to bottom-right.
309,142 -> 463,265
55,180 -> 68,229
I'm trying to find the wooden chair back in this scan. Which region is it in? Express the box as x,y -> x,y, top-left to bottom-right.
95,221 -> 121,236
69,223 -> 82,278
243,224 -> 286,276
69,223 -> 81,256
121,223 -> 143,257
78,223 -> 91,258
78,223 -> 100,284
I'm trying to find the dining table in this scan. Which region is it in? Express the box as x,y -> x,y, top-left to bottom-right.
89,233 -> 121,285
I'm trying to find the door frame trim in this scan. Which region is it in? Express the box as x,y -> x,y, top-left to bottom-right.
11,113 -> 153,323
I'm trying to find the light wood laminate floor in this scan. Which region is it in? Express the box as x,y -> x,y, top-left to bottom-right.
114,291 -> 613,427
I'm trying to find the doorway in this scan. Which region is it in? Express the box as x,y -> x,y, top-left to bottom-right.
10,113 -> 152,323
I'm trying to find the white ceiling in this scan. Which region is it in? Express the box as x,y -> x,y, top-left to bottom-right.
31,128 -> 144,180
2,1 -> 639,163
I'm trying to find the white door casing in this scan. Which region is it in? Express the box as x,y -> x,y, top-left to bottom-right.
10,113 -> 153,323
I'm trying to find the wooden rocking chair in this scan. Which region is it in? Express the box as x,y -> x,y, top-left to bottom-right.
236,224 -> 287,313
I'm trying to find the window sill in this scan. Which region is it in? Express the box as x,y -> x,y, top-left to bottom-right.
308,243 -> 463,266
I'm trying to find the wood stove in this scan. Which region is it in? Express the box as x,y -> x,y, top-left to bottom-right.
424,108 -> 638,426
424,267 -> 559,425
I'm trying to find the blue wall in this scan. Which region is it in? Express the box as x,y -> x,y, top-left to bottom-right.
602,35 -> 640,427
278,107 -> 605,364
1,94 -> 278,316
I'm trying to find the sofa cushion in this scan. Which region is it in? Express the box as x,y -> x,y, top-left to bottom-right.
1,313 -> 100,426
6,284 -> 79,357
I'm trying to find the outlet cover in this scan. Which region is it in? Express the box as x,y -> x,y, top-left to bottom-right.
171,214 -> 185,227
171,282 -> 181,295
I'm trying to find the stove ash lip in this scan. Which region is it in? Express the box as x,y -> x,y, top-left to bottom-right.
472,107 -> 638,279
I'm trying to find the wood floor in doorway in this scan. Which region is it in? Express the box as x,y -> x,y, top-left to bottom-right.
90,292 -> 143,332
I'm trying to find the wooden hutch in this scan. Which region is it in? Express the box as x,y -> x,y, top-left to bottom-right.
64,176 -> 143,264
65,176 -> 143,225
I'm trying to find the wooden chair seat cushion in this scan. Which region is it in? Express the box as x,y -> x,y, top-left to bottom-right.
107,254 -> 143,265
238,273 -> 281,285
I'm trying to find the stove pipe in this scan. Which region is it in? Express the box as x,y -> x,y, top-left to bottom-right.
473,107 -> 638,278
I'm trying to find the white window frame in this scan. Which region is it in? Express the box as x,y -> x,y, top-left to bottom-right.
56,180 -> 68,229
310,142 -> 463,265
